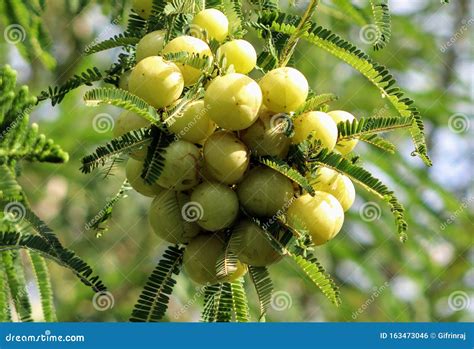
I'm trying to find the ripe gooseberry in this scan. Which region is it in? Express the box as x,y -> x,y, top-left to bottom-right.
125,158 -> 163,197
287,192 -> 344,246
191,9 -> 229,42
136,30 -> 166,62
310,167 -> 355,212
190,181 -> 239,231
328,110 -> 359,155
148,190 -> 200,244
162,36 -> 212,86
237,167 -> 294,217
217,39 -> 257,74
259,67 -> 308,113
204,73 -> 262,131
292,111 -> 338,150
129,56 -> 183,109
113,110 -> 150,160
166,100 -> 215,143
156,140 -> 202,190
239,106 -> 291,158
203,131 -> 249,184
233,220 -> 282,267
183,234 -> 247,285
132,0 -> 153,19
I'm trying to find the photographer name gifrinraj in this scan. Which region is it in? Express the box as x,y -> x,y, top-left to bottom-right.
437,332 -> 466,341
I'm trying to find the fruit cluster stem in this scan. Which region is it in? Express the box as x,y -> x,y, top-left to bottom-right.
279,0 -> 319,67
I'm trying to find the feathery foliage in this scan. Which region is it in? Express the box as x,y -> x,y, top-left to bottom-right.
248,265 -> 274,320
359,134 -> 396,153
81,128 -> 152,174
130,245 -> 184,322
141,127 -> 174,185
86,180 -> 133,236
38,68 -> 104,106
369,0 -> 391,50
201,282 -> 234,322
2,251 -> 33,322
336,116 -> 413,140
259,156 -> 315,195
0,0 -> 55,69
84,88 -> 161,125
291,252 -> 341,306
0,65 -> 106,322
216,233 -> 241,279
28,251 -> 57,321
229,279 -> 251,322
85,35 -> 140,55
294,93 -> 338,116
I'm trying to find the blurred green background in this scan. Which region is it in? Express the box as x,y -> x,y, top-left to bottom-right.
0,0 -> 472,322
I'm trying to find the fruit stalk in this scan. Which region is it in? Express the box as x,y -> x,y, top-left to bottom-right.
279,0 -> 320,67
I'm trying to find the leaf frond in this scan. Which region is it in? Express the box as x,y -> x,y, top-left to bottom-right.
248,265 -> 273,321
130,245 -> 184,322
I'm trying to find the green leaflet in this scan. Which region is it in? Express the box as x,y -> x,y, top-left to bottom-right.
369,0 -> 391,51
337,116 -> 413,140
83,88 -> 161,126
291,253 -> 341,306
130,245 -> 184,322
1,251 -> 32,322
28,251 -> 57,321
248,265 -> 273,321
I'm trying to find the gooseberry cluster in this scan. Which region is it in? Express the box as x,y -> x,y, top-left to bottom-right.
120,3 -> 358,285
